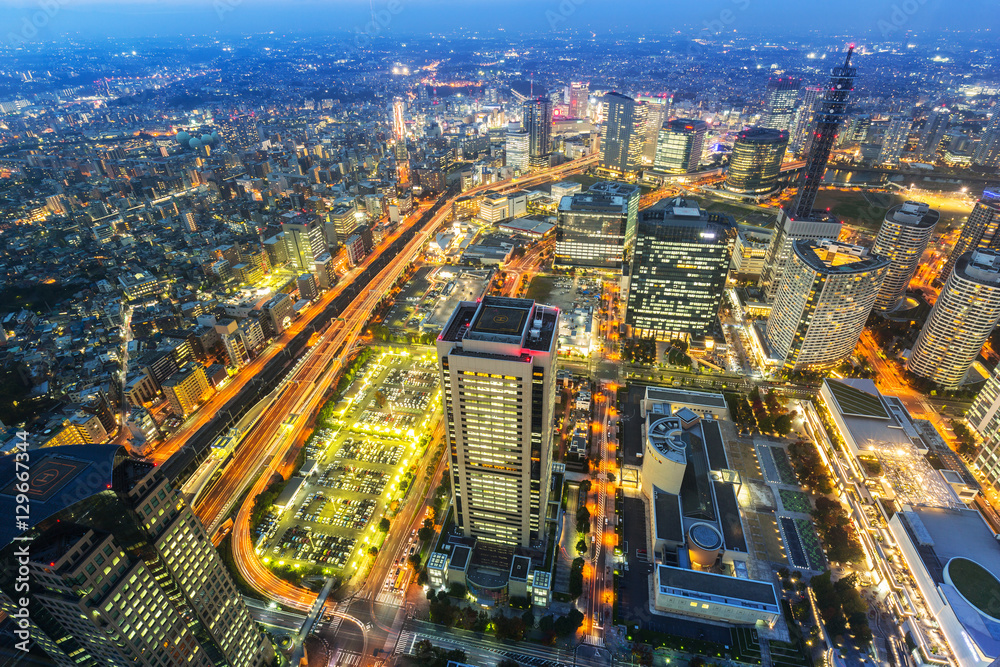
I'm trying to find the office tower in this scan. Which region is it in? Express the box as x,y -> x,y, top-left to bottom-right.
760,210 -> 842,301
654,119 -> 708,173
505,129 -> 529,173
588,181 -> 641,260
569,81 -> 589,119
555,191 -> 629,269
436,296 -> 559,547
918,107 -> 950,161
216,112 -> 260,152
624,198 -> 734,341
940,193 -> 1000,283
600,91 -> 638,173
632,102 -> 649,168
641,102 -> 668,164
392,96 -> 406,141
761,77 -> 800,132
877,114 -> 912,166
791,46 -> 857,220
974,109 -> 1000,169
724,127 -> 789,198
907,250 -> 1000,388
871,201 -> 940,312
0,445 -> 275,667
970,366 -> 1000,444
790,86 -> 823,154
522,98 -> 552,158
765,240 -> 888,370
282,218 -> 327,272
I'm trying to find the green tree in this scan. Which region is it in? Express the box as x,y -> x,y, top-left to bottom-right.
378,517 -> 391,532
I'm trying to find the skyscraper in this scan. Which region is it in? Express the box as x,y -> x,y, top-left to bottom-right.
555,191 -> 629,269
790,86 -> 823,155
641,102 -> 668,165
790,46 -> 857,220
724,127 -> 789,198
969,365 -> 1000,443
973,109 -> 1000,169
216,113 -> 260,152
907,250 -> 1000,389
654,119 -> 708,173
282,218 -> 327,272
760,210 -> 843,302
940,193 -> 1000,283
918,107 -> 950,161
505,129 -> 530,173
522,98 -> 552,158
765,239 -> 888,370
624,198 -> 734,342
436,296 -> 559,548
600,92 -> 638,173
877,114 -> 912,166
761,77 -> 801,132
871,201 -> 940,312
588,180 -> 641,259
0,445 -> 275,667
569,81 -> 589,119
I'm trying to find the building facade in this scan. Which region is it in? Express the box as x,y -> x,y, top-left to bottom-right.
973,110 -> 1000,169
654,119 -> 707,173
724,127 -> 789,198
941,193 -> 1000,283
436,296 -> 559,548
765,240 -> 889,370
760,209 -> 842,302
871,201 -> 940,312
907,250 -> 1000,388
0,445 -> 275,667
555,192 -> 629,270
522,98 -> 552,159
625,198 -> 734,342
761,77 -> 800,132
600,92 -> 639,173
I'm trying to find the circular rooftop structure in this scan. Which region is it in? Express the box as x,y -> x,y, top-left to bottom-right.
945,557 -> 1000,621
689,522 -> 724,552
647,417 -> 685,458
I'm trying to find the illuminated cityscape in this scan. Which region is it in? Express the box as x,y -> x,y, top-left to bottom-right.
0,4 -> 998,667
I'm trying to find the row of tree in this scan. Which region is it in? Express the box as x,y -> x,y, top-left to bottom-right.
811,572 -> 872,644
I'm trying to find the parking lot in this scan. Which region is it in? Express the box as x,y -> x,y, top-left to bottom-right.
257,349 -> 441,576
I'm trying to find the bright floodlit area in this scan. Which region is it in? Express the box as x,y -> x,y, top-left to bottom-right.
255,350 -> 440,578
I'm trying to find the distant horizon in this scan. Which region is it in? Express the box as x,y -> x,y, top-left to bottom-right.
0,0 -> 994,44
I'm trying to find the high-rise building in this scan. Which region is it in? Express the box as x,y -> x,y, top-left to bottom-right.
760,210 -> 843,302
600,92 -> 638,173
765,239 -> 888,370
624,198 -> 734,341
761,77 -> 801,133
790,46 -> 857,220
505,129 -> 530,173
0,445 -> 275,667
969,366 -> 1000,445
216,113 -> 260,152
282,218 -> 327,272
587,181 -> 641,260
907,249 -> 1000,389
877,114 -> 912,166
555,192 -> 629,269
522,98 -> 552,158
871,201 -> 940,312
973,109 -> 1000,169
654,119 -> 707,173
641,102 -> 668,164
940,193 -> 1000,283
790,86 -> 823,155
918,107 -> 950,161
569,81 -> 589,119
436,296 -> 559,548
724,127 -> 789,198
631,102 -> 649,168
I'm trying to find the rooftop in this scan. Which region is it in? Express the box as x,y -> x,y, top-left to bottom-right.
657,564 -> 779,607
793,239 -> 889,274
